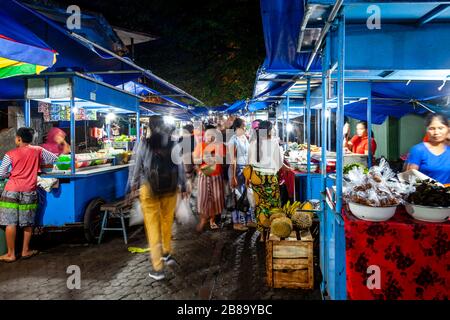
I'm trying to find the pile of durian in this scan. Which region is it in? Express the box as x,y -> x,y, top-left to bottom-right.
263,201 -> 315,238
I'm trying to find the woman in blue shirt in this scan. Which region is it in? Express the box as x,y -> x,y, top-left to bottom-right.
228,118 -> 256,231
405,113 -> 450,185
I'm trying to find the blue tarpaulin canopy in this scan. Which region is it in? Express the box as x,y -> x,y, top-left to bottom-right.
0,0 -> 201,104
224,100 -> 247,114
118,81 -> 189,110
339,81 -> 450,124
260,0 -> 320,73
253,0 -> 321,102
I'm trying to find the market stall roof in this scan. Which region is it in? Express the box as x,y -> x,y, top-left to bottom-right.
113,27 -> 157,46
140,102 -> 192,121
282,1 -> 450,96
335,81 -> 450,123
255,0 -> 450,121
26,73 -> 140,113
0,7 -> 56,79
224,100 -> 247,114
25,2 -> 128,55
252,0 -> 321,101
118,81 -> 189,110
0,0 -> 202,105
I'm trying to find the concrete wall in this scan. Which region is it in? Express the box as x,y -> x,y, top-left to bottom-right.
0,128 -> 16,159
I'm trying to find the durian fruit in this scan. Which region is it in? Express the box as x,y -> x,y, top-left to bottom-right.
269,212 -> 286,223
292,211 -> 313,230
299,201 -> 314,217
258,213 -> 271,228
270,217 -> 293,238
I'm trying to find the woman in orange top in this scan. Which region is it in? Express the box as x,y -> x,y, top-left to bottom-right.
193,125 -> 226,232
345,121 -> 377,155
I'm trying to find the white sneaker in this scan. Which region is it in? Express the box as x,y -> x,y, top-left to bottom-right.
148,270 -> 165,280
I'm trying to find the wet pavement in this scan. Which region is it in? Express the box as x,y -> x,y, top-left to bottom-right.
0,215 -> 322,300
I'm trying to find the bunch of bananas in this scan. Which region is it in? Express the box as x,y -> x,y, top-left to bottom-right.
282,201 -> 302,218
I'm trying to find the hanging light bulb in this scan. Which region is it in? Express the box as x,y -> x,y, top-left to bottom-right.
164,115 -> 175,125
286,123 -> 294,132
106,112 -> 116,123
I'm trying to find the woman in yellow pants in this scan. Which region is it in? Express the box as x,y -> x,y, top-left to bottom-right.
140,183 -> 178,276
129,116 -> 187,280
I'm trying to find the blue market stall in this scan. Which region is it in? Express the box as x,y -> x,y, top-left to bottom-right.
24,73 -> 141,242
255,0 -> 450,300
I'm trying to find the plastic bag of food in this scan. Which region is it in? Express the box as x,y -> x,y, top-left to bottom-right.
369,158 -> 396,184
175,195 -> 195,225
129,200 -> 144,226
366,189 -> 381,207
247,187 -> 256,208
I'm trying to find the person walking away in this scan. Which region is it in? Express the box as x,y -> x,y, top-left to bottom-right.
229,118 -> 256,231
244,121 -> 294,242
194,125 -> 226,232
129,116 -> 187,280
0,127 -> 57,262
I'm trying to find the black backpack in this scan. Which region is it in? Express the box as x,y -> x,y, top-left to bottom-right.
148,144 -> 179,196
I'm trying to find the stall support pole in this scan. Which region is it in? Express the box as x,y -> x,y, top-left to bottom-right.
336,15 -> 345,226
70,96 -> 76,175
287,95 -> 290,143
328,111 -> 331,152
320,41 -> 330,291
136,110 -> 141,144
334,13 -> 347,301
367,82 -> 373,168
24,99 -> 31,127
318,109 -> 321,146
303,109 -> 306,144
128,118 -> 132,137
281,101 -> 285,144
306,77 -> 312,200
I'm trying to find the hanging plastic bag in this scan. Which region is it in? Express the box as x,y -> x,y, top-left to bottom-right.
247,187 -> 256,208
175,194 -> 194,225
129,200 -> 144,226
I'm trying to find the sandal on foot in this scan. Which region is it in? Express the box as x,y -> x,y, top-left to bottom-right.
21,250 -> 39,259
233,224 -> 248,232
210,222 -> 219,230
0,255 -> 16,263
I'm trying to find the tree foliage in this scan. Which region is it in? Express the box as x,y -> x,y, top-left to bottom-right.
26,0 -> 266,106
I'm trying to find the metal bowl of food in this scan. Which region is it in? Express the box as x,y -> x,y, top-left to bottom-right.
297,163 -> 319,173
405,202 -> 450,223
348,202 -> 397,222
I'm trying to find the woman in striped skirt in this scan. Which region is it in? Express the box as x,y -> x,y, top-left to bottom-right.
193,126 -> 226,232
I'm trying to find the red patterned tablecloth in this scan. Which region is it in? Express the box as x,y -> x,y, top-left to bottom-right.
344,207 -> 450,300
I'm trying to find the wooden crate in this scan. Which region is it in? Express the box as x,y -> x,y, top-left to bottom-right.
266,229 -> 314,289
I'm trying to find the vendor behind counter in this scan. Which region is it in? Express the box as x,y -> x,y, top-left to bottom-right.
405,113 -> 450,185
345,121 -> 377,155
41,127 -> 70,156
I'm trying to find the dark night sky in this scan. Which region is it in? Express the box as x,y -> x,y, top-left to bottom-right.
27,0 -> 266,106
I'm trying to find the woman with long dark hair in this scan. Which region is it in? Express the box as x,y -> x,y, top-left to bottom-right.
244,121 -> 293,241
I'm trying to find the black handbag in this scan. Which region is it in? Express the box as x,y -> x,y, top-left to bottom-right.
235,187 -> 250,213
